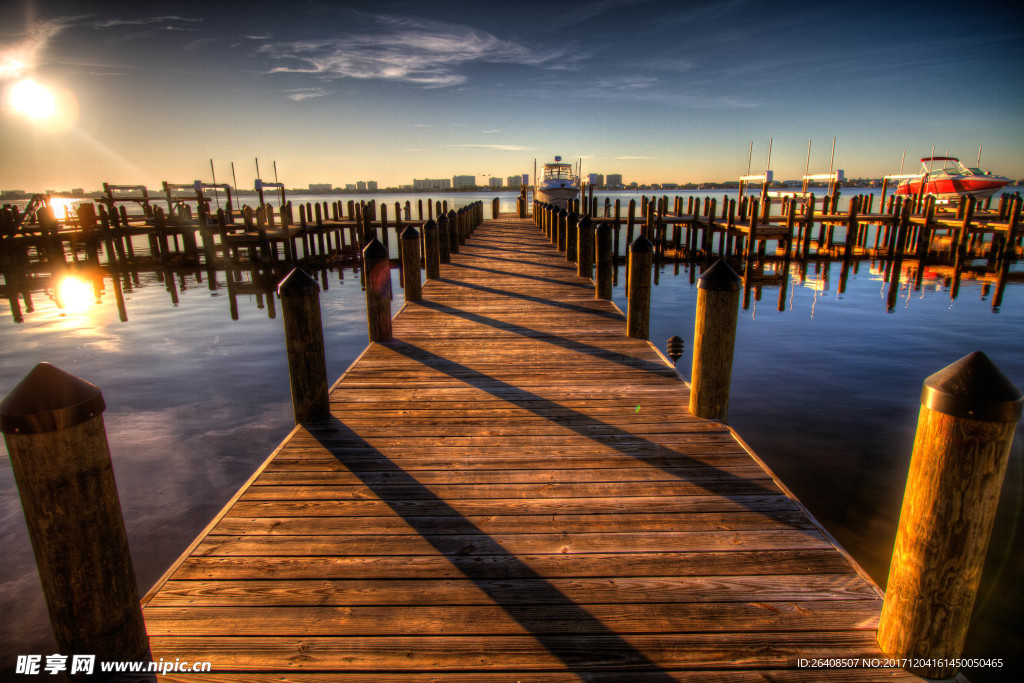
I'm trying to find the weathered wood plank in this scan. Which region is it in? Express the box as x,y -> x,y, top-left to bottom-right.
148,575 -> 879,607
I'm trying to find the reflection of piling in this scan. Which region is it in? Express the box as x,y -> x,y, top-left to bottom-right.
689,260 -> 741,421
278,269 -> 329,423
0,364 -> 151,666
878,352 -> 1022,680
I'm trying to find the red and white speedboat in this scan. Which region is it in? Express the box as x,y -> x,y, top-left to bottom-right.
895,156 -> 1010,201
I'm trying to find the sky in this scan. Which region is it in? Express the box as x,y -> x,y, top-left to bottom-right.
1,0 -> 1022,192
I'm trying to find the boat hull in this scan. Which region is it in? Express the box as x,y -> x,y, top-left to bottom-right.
534,186 -> 579,209
896,176 -> 1010,201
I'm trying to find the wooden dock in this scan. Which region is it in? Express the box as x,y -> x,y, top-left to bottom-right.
141,216 -> 921,680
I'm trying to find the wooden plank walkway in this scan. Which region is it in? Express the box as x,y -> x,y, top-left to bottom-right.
142,217 -> 921,681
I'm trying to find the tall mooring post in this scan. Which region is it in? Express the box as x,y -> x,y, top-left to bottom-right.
626,235 -> 653,339
877,351 -> 1021,679
278,269 -> 330,423
0,364 -> 151,669
595,221 -> 613,299
577,215 -> 594,277
401,225 -> 423,302
689,260 -> 742,420
423,218 -> 441,279
362,238 -> 392,342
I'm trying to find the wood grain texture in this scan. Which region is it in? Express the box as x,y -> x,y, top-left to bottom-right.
142,217 -> 913,680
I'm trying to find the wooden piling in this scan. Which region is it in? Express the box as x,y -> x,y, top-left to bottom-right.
277,269 -> 330,423
689,260 -> 742,421
566,211 -> 579,264
577,215 -> 594,277
437,213 -> 451,264
362,238 -> 392,342
0,364 -> 150,665
878,352 -> 1022,679
423,218 -> 441,279
626,235 -> 653,339
595,221 -> 613,300
401,226 -> 422,302
447,210 -> 459,254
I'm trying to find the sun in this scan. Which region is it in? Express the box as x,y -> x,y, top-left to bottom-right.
9,79 -> 57,120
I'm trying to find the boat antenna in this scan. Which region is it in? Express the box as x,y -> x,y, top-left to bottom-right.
928,146 -> 935,177
273,160 -> 279,183
210,159 -> 220,209
231,162 -> 239,207
803,140 -> 812,195
255,157 -> 261,180
766,138 -> 773,176
746,141 -> 753,175
827,137 -> 836,196
899,149 -> 906,175
977,145 -> 983,166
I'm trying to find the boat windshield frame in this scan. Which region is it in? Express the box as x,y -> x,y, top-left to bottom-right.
920,157 -> 972,177
542,164 -> 576,181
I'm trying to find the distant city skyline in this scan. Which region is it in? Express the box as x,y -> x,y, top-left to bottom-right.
2,1 -> 1022,193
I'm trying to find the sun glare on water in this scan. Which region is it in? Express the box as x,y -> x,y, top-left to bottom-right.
55,274 -> 96,314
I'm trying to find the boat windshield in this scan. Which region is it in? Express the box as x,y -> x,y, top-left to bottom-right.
543,164 -> 575,180
922,158 -> 970,176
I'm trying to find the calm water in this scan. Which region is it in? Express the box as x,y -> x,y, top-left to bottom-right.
2,190 -> 1021,680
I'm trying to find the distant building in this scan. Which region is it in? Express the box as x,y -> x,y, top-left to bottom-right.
587,173 -> 604,187
413,178 -> 452,190
356,181 -> 367,191
367,181 -> 378,191
606,174 -> 623,188
345,184 -> 356,191
452,175 -> 476,189
489,177 -> 503,189
507,175 -> 522,189
522,173 -> 530,187
309,183 -> 333,192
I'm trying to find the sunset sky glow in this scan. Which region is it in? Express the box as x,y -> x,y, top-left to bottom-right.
1,0 -> 1022,191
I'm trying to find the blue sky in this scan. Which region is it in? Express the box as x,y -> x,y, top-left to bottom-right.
1,0 -> 1022,191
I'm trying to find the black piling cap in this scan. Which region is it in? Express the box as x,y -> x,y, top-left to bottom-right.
277,268 -> 320,298
424,218 -> 437,230
1,363 -> 106,435
596,221 -> 612,236
401,225 -> 420,240
437,214 -> 448,226
362,237 -> 388,260
630,234 -> 653,253
559,208 -> 569,217
579,216 -> 593,230
697,259 -> 741,291
921,351 -> 1023,422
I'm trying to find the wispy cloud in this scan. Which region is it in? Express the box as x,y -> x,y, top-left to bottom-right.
285,87 -> 329,101
259,14 -> 575,88
0,17 -> 75,78
453,143 -> 533,151
481,129 -> 502,134
89,15 -> 202,29
615,156 -> 651,160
